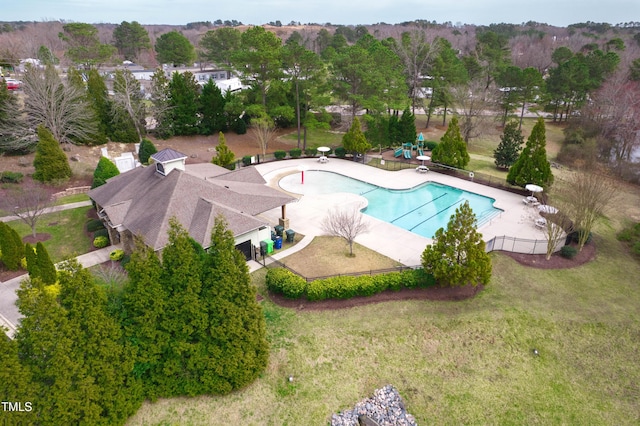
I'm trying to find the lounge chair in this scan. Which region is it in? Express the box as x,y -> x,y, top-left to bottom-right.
416,165 -> 429,173
535,217 -> 547,228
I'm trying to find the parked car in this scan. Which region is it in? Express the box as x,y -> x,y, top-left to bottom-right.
3,78 -> 22,90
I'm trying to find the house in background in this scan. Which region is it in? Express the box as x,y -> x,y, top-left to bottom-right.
88,148 -> 295,260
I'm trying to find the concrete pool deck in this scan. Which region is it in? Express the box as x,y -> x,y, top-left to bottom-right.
253,158 -> 547,267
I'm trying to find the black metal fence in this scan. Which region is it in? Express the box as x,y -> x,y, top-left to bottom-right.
265,256 -> 420,283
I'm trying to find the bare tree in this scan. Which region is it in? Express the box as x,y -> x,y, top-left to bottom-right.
22,64 -> 98,145
560,169 -> 618,251
541,213 -> 570,260
4,182 -> 54,238
321,206 -> 371,257
111,68 -> 146,141
251,117 -> 277,158
450,79 -> 496,143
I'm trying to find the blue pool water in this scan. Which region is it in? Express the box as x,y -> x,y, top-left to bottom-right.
279,170 -> 502,238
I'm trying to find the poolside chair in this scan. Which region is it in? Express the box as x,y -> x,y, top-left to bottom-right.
535,217 -> 547,228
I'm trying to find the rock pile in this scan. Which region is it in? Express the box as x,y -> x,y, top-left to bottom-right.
331,385 -> 417,426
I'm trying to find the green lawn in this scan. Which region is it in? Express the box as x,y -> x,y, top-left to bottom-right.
280,128 -> 345,149
5,206 -> 93,262
127,217 -> 640,425
53,193 -> 90,205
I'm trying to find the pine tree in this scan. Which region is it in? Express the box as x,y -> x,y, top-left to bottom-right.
32,125 -> 72,183
494,120 -> 524,169
506,117 -> 554,188
122,238 -> 167,400
421,201 -> 492,287
138,138 -> 157,164
85,68 -> 110,144
211,132 -> 235,170
0,222 -> 24,270
92,156 -> 120,189
35,242 -> 57,285
342,117 -> 371,158
398,106 -> 416,144
200,215 -> 269,393
431,116 -> 470,169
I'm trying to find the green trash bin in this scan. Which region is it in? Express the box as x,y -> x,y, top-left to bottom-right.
285,229 -> 295,243
275,225 -> 284,237
263,239 -> 274,254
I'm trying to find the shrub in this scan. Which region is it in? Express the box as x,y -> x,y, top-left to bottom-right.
91,156 -> 120,189
86,219 -> 105,232
274,150 -> 287,160
231,118 -> 247,134
304,148 -> 316,157
109,249 -> 125,261
242,155 -> 252,166
33,125 -> 72,183
289,148 -> 302,159
569,229 -> 592,245
0,171 -> 24,183
334,147 -> 346,158
93,228 -> 109,239
138,138 -> 158,165
93,235 -> 109,248
425,141 -> 438,151
266,268 -> 307,299
560,245 -> 578,259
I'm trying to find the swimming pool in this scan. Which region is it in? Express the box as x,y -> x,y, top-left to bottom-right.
279,170 -> 502,238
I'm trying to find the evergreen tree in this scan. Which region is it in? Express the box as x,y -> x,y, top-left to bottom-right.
211,132 -> 235,169
0,331 -> 37,425
506,117 -> 554,188
388,111 -> 400,145
363,113 -> 390,148
398,106 -> 416,144
24,243 -> 40,279
494,120 -> 524,169
92,156 -> 120,188
35,242 -> 57,285
16,261 -> 143,424
85,68 -> 110,144
156,218 -> 208,396
431,116 -> 470,169
200,215 -> 269,393
138,138 -> 157,164
32,125 -> 72,183
154,31 -> 196,66
168,71 -> 200,136
122,238 -> 167,400
199,79 -> 227,135
113,21 -> 151,61
342,117 -> 371,158
421,201 -> 492,287
0,222 -> 24,270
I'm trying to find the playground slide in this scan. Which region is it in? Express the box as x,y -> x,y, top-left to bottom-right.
403,150 -> 412,159
417,148 -> 424,156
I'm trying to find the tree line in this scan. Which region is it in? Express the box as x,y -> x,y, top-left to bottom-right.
1,216 -> 268,425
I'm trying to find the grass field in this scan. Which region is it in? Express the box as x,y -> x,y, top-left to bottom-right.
5,206 -> 93,262
127,223 -> 640,424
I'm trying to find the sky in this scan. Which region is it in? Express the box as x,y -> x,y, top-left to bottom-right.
4,0 -> 639,27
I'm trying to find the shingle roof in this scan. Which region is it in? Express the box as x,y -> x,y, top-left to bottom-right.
88,163 -> 295,251
150,148 -> 188,163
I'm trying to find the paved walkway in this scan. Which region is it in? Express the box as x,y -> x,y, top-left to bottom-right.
0,200 -> 93,223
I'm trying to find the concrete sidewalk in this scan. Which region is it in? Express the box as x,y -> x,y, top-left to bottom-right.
0,200 -> 93,223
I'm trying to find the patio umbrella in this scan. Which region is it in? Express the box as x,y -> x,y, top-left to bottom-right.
525,184 -> 543,197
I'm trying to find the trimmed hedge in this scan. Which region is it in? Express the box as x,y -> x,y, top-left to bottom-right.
266,267 -> 435,301
86,219 -> 105,232
274,150 -> 287,160
242,155 -> 252,166
265,268 -> 307,298
560,245 -> 578,259
334,147 -> 346,158
304,148 -> 316,157
93,228 -> 109,239
289,148 -> 302,159
0,171 -> 24,183
425,141 -> 438,151
93,235 -> 109,248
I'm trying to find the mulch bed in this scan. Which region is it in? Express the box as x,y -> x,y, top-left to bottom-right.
266,284 -> 484,311
22,233 -> 51,244
264,243 -> 597,311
